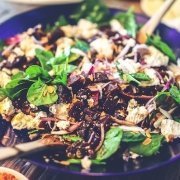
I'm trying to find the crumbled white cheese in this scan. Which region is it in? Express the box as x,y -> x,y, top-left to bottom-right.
110,19 -> 127,35
55,37 -> 74,57
127,99 -> 138,112
20,36 -> 43,58
143,68 -> 160,86
144,46 -> 169,67
11,112 -> 37,130
117,59 -> 140,74
76,19 -> 98,39
126,106 -> 148,124
56,120 -> 70,130
160,119 -> 180,138
133,44 -> 149,57
0,98 -> 15,117
0,71 -> 11,87
90,38 -> 114,58
61,19 -> 98,39
81,156 -> 92,170
49,103 -> 69,120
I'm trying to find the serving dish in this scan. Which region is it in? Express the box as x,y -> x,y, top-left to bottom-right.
0,2 -> 179,178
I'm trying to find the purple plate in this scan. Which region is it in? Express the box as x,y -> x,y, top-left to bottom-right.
0,4 -> 180,179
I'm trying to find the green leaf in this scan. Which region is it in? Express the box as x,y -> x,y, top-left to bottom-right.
123,74 -> 141,85
170,85 -> 180,104
0,88 -> 7,101
11,71 -> 25,80
122,131 -> 146,142
146,35 -> 176,63
35,49 -> 54,70
114,8 -> 137,37
71,0 -> 111,24
173,117 -> 180,123
155,91 -> 170,104
131,73 -> 151,81
130,134 -> 164,156
62,135 -> 82,142
0,40 -> 5,52
5,79 -> 32,100
96,127 -> 123,161
74,39 -> 90,52
25,65 -> 50,80
27,79 -> 58,106
53,64 -> 77,76
46,15 -> 68,32
47,54 -> 67,66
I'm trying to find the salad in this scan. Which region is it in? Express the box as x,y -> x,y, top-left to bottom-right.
0,0 -> 179,170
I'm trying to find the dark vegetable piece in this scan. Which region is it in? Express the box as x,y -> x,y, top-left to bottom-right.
49,28 -> 65,44
68,75 -> 85,92
68,101 -> 85,121
57,85 -> 72,103
93,72 -> 108,83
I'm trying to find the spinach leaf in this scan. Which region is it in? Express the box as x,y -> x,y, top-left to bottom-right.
114,8 -> 137,37
0,88 -> 7,101
27,79 -> 58,106
74,39 -> 90,52
53,64 -> 77,76
25,65 -> 50,81
169,85 -> 180,104
35,49 -> 54,71
96,127 -> 123,161
46,15 -> 68,32
130,134 -> 164,156
131,73 -> 151,81
62,135 -> 82,142
11,71 -> 25,80
146,35 -> 176,63
5,79 -> 32,100
122,131 -> 146,142
71,0 -> 111,24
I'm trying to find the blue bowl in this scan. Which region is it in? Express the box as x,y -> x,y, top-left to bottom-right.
0,4 -> 180,179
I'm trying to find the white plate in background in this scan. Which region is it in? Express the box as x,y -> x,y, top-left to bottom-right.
5,0 -> 83,5
0,167 -> 28,180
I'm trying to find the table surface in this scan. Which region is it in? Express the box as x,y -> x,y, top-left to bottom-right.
0,1 -> 179,180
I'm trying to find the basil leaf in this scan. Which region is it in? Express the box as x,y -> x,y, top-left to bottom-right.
35,49 -> 54,70
169,85 -> 180,104
62,135 -> 82,142
130,134 -> 164,156
131,73 -> 151,81
25,65 -> 50,81
27,79 -> 58,106
0,88 -> 7,101
114,8 -> 137,37
146,35 -> 176,63
96,127 -> 123,161
122,131 -> 146,142
74,39 -> 90,52
71,0 -> 110,24
5,79 -> 32,100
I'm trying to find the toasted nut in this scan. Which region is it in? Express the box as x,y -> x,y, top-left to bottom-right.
142,137 -> 152,145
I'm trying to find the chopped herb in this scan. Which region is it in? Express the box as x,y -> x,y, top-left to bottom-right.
114,8 -> 137,37
131,73 -> 151,81
146,35 -> 176,63
169,85 -> 180,104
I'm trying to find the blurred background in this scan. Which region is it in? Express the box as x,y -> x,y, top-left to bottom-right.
0,0 -> 179,29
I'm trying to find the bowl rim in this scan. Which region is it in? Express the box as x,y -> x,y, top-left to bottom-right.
0,4 -> 179,177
